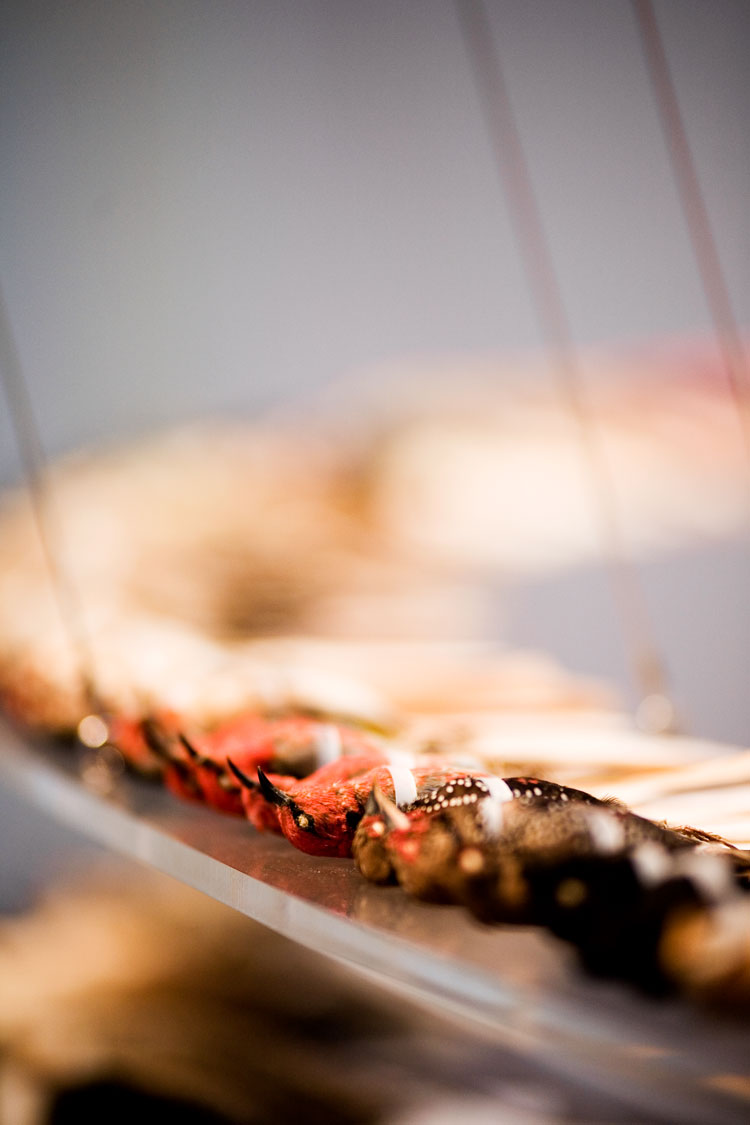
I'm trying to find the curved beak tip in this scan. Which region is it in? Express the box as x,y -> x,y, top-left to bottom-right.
370,784 -> 410,831
256,766 -> 291,807
178,732 -> 199,761
227,757 -> 256,791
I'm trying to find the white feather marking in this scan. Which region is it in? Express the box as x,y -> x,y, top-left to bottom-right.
483,777 -> 514,804
478,776 -> 514,837
631,842 -> 671,887
675,849 -> 734,903
586,809 -> 625,854
385,764 -> 418,807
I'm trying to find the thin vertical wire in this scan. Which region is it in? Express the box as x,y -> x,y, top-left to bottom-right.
0,284 -> 103,718
633,0 -> 750,462
454,0 -> 673,713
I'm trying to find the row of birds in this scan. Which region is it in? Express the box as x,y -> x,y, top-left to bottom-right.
103,708 -> 750,1007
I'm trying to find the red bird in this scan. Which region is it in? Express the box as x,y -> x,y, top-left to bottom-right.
230,755 -> 482,857
111,710 -> 385,817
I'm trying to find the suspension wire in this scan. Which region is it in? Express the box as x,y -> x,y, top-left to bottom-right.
454,0 -> 675,726
633,0 -> 750,464
0,283 -> 106,731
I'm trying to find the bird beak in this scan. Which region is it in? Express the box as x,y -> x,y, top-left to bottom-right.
178,732 -> 199,761
369,784 -> 410,831
179,732 -> 221,773
140,718 -> 172,761
140,719 -> 192,782
226,757 -> 258,791
256,767 -> 293,807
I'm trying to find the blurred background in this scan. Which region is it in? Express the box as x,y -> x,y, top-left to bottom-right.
0,3 -> 748,1114
1,0 -> 747,467
1,0 -> 748,724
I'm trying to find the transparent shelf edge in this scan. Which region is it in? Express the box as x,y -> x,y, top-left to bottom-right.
1,720 -> 749,1125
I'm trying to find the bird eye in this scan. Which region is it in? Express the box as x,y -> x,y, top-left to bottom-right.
295,811 -> 315,832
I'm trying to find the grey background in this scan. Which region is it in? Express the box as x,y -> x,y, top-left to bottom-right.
0,1 -> 748,902
1,0 -> 748,472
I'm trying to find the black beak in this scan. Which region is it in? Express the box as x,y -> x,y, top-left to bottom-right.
179,733 -> 222,773
140,718 -> 172,761
256,767 -> 293,808
178,732 -> 199,761
226,757 -> 258,791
